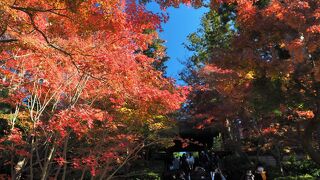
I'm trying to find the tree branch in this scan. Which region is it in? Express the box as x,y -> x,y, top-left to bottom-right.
0,39 -> 18,43
9,6 -> 70,19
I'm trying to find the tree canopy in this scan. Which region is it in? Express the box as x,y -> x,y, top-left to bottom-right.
1,0 -> 320,179
183,0 -> 320,169
0,0 -> 187,179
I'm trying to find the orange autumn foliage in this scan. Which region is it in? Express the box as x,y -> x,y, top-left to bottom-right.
0,0 -> 187,178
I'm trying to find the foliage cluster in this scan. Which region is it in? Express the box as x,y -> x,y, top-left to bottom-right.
282,156 -> 320,178
0,0 -> 187,179
274,174 -> 316,180
182,0 -> 320,177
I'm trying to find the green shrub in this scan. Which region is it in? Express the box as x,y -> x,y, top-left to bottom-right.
282,155 -> 320,178
274,174 -> 316,180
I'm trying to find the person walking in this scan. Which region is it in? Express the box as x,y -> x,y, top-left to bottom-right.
199,151 -> 209,170
180,153 -> 191,180
254,164 -> 267,180
245,170 -> 255,180
212,168 -> 226,180
172,156 -> 180,170
187,153 -> 195,170
209,151 -> 218,179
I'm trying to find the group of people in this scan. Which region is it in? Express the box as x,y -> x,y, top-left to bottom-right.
166,151 -> 269,180
245,165 -> 267,180
168,151 -> 226,180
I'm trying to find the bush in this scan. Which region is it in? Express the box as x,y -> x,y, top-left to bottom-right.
274,174 -> 316,180
282,155 -> 320,178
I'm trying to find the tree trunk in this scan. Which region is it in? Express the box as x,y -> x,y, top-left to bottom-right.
30,135 -> 35,180
80,168 -> 87,180
62,135 -> 69,180
40,143 -> 56,180
13,158 -> 27,180
301,118 -> 320,165
271,144 -> 284,176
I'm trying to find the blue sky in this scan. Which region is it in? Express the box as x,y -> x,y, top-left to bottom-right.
146,3 -> 208,85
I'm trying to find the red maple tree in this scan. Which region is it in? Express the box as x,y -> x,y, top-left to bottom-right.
0,0 -> 187,179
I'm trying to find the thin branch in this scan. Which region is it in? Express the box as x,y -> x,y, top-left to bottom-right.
106,139 -> 162,180
0,39 -> 18,43
9,6 -> 70,19
25,12 -> 72,57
